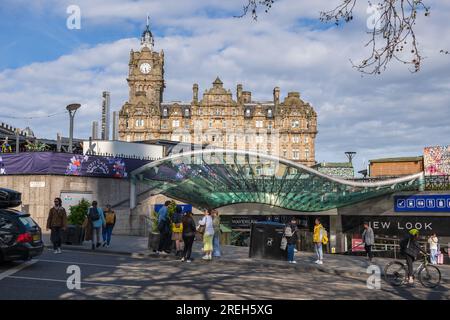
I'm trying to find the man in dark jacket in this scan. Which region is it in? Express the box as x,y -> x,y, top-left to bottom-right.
400,229 -> 425,284
285,218 -> 299,264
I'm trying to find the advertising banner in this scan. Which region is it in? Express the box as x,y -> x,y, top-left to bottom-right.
342,215 -> 450,236
424,145 -> 450,176
351,238 -> 365,252
0,152 -> 150,179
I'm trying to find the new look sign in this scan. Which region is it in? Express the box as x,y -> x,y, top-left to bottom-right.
394,195 -> 450,212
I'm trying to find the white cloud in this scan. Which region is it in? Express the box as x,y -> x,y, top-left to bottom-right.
1,0 -> 450,173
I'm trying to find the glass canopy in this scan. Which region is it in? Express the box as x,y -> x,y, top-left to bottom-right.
131,149 -> 423,212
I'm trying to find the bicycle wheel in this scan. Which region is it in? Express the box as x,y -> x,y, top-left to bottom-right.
418,265 -> 441,288
384,261 -> 407,286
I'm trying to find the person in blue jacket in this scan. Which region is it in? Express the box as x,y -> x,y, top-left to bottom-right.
87,201 -> 106,250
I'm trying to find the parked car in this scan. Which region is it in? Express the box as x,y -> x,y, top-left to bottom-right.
0,188 -> 43,263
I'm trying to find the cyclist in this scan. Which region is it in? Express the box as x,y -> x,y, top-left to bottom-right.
399,229 -> 426,284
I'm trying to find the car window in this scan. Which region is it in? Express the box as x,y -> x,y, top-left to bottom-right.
19,216 -> 38,229
0,215 -> 16,230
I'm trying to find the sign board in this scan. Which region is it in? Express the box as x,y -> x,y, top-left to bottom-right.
342,215 -> 450,236
154,204 -> 192,214
351,238 -> 365,252
60,192 -> 93,210
394,195 -> 450,212
30,181 -> 45,188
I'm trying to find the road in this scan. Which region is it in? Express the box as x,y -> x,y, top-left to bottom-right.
0,249 -> 449,300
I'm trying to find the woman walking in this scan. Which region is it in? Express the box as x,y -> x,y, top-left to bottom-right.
102,204 -> 116,248
46,197 -> 67,254
212,209 -> 221,257
198,209 -> 214,260
428,233 -> 439,265
181,211 -> 196,262
285,218 -> 299,264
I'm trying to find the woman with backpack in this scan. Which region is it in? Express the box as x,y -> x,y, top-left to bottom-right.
102,204 -> 116,248
86,201 -> 106,250
284,218 -> 299,264
400,229 -> 426,284
171,206 -> 184,257
181,211 -> 196,262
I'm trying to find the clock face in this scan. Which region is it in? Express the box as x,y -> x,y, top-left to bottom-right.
139,63 -> 151,74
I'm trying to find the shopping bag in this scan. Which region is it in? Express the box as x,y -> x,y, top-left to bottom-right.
437,253 -> 444,265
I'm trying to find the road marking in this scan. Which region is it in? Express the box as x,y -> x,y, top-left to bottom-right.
38,258 -> 179,270
7,275 -> 141,289
0,259 -> 39,281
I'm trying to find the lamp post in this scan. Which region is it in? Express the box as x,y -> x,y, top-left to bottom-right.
344,151 -> 356,164
66,103 -> 81,153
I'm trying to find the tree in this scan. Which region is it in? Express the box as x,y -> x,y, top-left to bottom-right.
68,199 -> 90,226
237,0 -> 432,75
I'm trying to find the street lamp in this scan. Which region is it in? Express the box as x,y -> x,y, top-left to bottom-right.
66,103 -> 81,153
344,151 -> 356,164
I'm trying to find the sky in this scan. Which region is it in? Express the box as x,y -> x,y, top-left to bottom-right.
0,0 -> 449,173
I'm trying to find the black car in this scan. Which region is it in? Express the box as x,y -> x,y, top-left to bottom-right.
0,188 -> 44,263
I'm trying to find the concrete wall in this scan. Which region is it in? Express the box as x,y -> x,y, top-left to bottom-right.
0,174 -> 151,235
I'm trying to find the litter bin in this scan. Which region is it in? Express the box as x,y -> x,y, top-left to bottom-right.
249,221 -> 287,261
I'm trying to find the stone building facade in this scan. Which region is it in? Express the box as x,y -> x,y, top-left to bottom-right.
119,22 -> 318,166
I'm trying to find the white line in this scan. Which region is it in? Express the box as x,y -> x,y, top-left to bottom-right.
38,258 -> 179,270
0,259 -> 39,281
7,275 -> 141,289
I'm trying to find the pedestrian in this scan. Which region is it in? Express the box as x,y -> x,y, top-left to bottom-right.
171,206 -> 184,257
400,229 -> 426,284
212,209 -> 221,257
198,209 -> 214,260
362,222 -> 375,263
313,218 -> 327,265
46,197 -> 67,254
102,204 -> 116,248
87,201 -> 105,250
181,211 -> 196,262
285,218 -> 298,264
157,201 -> 171,254
428,233 -> 439,265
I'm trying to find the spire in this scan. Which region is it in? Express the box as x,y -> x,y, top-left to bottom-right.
213,76 -> 223,87
141,15 -> 154,49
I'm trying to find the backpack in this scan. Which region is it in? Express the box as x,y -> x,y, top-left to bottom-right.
89,207 -> 100,222
105,211 -> 115,225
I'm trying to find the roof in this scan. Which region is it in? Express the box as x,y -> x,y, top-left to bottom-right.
313,162 -> 353,168
370,156 -> 423,163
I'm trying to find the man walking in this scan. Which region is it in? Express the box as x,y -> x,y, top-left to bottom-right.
46,197 -> 67,254
157,201 -> 171,254
87,201 -> 105,250
362,222 -> 375,263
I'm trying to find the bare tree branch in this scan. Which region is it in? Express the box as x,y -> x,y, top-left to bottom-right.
320,0 -> 430,74
235,0 -> 275,20
237,0 -> 434,75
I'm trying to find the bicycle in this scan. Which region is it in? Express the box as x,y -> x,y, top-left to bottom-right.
384,253 -> 441,288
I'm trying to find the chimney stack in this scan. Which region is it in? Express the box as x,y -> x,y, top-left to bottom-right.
193,83 -> 199,103
101,91 -> 110,140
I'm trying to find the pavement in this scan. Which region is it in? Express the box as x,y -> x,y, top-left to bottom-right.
42,233 -> 450,283
1,250 -> 449,300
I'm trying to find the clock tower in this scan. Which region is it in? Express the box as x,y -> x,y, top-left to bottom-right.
119,17 -> 165,141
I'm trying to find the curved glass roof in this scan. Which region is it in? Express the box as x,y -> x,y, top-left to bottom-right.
131,149 -> 423,212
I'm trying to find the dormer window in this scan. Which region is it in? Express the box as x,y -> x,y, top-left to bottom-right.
163,108 -> 168,117
245,109 -> 251,117
184,109 -> 190,117
267,109 -> 273,118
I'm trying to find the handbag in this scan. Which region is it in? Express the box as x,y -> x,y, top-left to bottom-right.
197,224 -> 206,235
280,236 -> 287,250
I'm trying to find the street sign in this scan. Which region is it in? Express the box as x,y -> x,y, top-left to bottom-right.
394,195 -> 450,212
